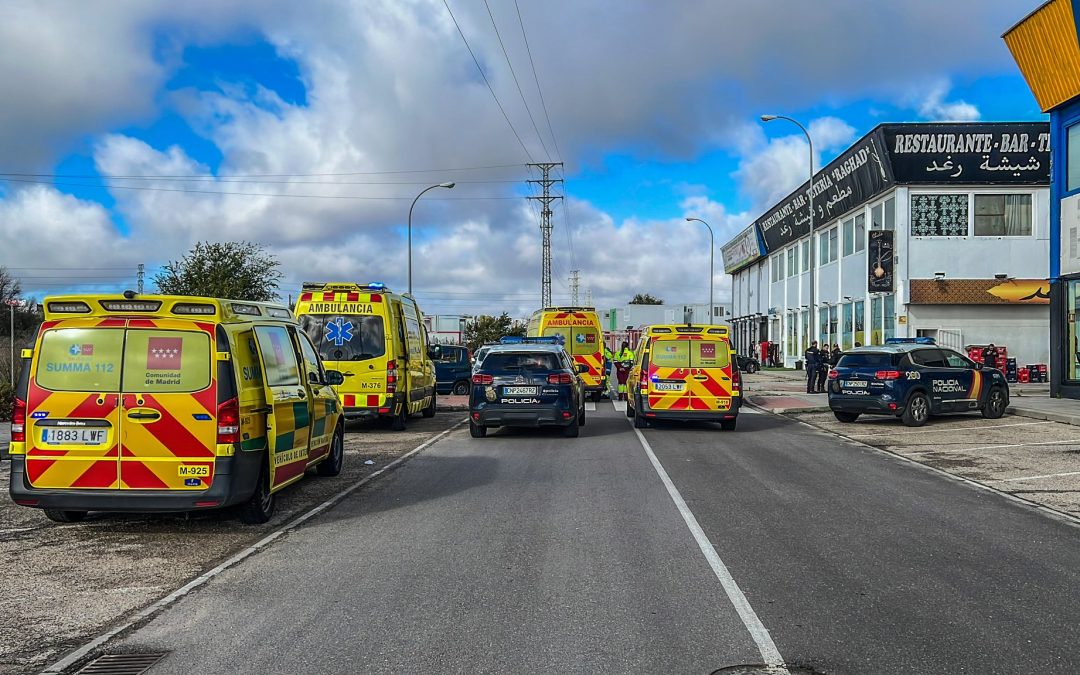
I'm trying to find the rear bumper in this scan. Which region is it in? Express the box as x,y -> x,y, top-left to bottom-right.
640,396 -> 740,422
828,393 -> 900,415
343,393 -> 401,419
8,451 -> 262,513
473,405 -> 575,428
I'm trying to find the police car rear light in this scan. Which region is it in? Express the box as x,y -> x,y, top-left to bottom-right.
876,370 -> 902,380
11,397 -> 26,442
217,397 -> 240,444
888,403 -> 899,410
563,411 -> 572,419
548,373 -> 573,384
828,369 -> 839,380
472,412 -> 481,421
472,374 -> 493,385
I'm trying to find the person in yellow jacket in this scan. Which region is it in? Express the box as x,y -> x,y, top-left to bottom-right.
614,341 -> 634,400
602,344 -> 615,397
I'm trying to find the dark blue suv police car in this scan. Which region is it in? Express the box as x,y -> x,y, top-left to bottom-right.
828,338 -> 1009,427
469,336 -> 587,438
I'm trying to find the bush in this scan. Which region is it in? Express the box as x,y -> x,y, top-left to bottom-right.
0,381 -> 13,423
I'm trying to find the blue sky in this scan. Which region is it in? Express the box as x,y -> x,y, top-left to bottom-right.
0,0 -> 1049,315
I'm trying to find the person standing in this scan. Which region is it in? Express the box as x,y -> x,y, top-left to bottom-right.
804,340 -> 820,393
983,343 -> 999,370
615,340 -> 634,401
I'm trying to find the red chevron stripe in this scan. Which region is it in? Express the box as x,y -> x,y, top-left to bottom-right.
71,460 -> 119,488
139,394 -> 214,457
26,458 -> 57,482
120,460 -> 171,489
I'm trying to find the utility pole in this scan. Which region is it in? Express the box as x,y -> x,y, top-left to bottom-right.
585,289 -> 592,307
527,162 -> 563,308
137,263 -> 144,294
569,270 -> 580,305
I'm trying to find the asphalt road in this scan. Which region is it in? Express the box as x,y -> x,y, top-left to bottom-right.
98,403 -> 1080,674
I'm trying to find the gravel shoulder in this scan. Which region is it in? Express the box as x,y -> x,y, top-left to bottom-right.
0,411 -> 464,674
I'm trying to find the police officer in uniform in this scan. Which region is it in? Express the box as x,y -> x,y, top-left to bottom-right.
804,341 -> 821,393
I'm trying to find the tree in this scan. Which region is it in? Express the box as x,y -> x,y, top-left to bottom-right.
0,266 -> 20,305
154,241 -> 283,301
629,293 -> 663,305
463,312 -> 527,351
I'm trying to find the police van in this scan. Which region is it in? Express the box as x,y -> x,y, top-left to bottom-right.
625,324 -> 740,430
527,306 -> 606,401
9,293 -> 345,524
294,282 -> 436,430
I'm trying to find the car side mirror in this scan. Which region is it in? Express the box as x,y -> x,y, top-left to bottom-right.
576,363 -> 588,374
428,345 -> 441,360
324,370 -> 345,386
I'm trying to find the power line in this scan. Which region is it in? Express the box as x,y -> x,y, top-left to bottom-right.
442,0 -> 535,163
0,174 -> 525,186
0,163 -> 526,179
483,0 -> 550,161
513,0 -> 562,161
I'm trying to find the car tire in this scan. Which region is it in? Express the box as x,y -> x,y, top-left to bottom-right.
391,399 -> 408,431
719,417 -> 737,431
238,459 -> 275,524
43,509 -> 87,523
578,403 -> 586,426
316,425 -> 344,477
901,392 -> 930,427
833,411 -> 860,423
563,413 -> 580,438
453,380 -> 470,396
422,391 -> 436,418
982,386 -> 1007,419
633,395 -> 648,429
469,420 -> 487,438
589,390 -> 602,403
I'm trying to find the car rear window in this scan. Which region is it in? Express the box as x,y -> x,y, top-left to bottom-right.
542,326 -> 599,356
300,313 -> 386,362
123,329 -> 212,393
837,352 -> 902,368
36,328 -> 125,392
650,339 -> 730,368
482,352 -> 562,373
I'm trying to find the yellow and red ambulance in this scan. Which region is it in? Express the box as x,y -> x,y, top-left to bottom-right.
625,324 -> 740,430
8,294 -> 345,524
528,306 -> 607,401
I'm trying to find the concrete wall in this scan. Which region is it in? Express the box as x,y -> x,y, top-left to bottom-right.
906,304 -> 1049,364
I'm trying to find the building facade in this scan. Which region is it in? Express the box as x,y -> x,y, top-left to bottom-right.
724,121 -> 1051,368
423,314 -> 473,345
1005,0 -> 1080,397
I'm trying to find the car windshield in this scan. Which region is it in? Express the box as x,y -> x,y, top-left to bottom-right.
482,351 -> 562,373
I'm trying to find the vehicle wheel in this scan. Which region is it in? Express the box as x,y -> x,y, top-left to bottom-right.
901,392 -> 930,428
746,362 -> 758,374
833,411 -> 860,423
43,509 -> 86,523
564,413 -> 580,437
391,399 -> 408,431
238,459 -> 275,524
633,395 -> 648,429
422,391 -> 436,418
469,420 -> 487,438
316,425 -> 344,477
625,397 -> 634,417
982,386 -> 1007,419
589,390 -> 602,402
720,417 -> 737,431
452,380 -> 470,396
578,403 -> 586,426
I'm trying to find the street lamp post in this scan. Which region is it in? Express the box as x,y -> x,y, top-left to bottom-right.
760,114 -> 814,350
407,182 -> 456,295
5,299 -> 17,386
685,217 -> 715,324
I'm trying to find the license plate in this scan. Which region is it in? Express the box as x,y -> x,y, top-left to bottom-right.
503,386 -> 538,395
842,380 -> 868,388
654,382 -> 683,391
41,428 -> 107,445
178,465 -> 210,477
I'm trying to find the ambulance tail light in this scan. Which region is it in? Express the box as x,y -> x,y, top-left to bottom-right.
875,370 -> 902,381
472,373 -> 493,385
217,397 -> 240,444
731,368 -> 741,391
387,360 -> 398,393
11,397 -> 26,442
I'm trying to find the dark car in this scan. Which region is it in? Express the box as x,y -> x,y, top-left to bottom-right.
433,344 -> 472,395
736,353 -> 759,374
468,340 -> 587,438
827,338 -> 1009,427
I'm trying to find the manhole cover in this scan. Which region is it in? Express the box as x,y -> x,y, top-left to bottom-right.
76,652 -> 168,675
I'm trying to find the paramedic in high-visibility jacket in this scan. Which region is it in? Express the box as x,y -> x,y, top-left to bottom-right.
614,341 -> 635,400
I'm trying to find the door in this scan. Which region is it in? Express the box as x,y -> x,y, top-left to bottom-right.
626,338 -> 648,400
910,348 -> 954,412
647,338 -> 693,411
25,323 -> 125,489
296,329 -> 335,463
941,349 -> 979,411
401,299 -> 430,412
119,323 -> 217,490
686,339 -> 733,412
252,325 -> 310,488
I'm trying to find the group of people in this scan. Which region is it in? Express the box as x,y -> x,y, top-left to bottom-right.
803,341 -> 844,393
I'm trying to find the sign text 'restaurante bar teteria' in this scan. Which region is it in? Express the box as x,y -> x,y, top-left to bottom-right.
721,224 -> 766,274
883,122 -> 1050,185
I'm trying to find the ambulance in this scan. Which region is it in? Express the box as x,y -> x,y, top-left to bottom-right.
8,293 -> 345,524
294,282 -> 436,430
527,306 -> 606,401
625,324 -> 740,430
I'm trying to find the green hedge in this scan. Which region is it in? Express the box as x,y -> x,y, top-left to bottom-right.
0,382 -> 13,423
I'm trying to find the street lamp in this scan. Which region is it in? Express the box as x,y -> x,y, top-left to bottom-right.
760,114 -> 815,348
407,182 -> 456,295
685,217 -> 715,324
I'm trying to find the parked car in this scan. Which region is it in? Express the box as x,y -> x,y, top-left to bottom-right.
471,343 -> 497,373
736,354 -> 760,373
433,344 -> 472,395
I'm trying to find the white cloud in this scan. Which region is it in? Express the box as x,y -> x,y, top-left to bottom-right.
914,80 -> 982,122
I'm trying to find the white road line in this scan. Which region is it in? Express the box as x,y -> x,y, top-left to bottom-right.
628,421 -> 789,671
843,420 -> 1054,437
38,419 -> 468,675
957,438 -> 1080,453
612,400 -> 627,413
585,401 -> 596,412
995,470 -> 1080,483
740,406 -> 761,414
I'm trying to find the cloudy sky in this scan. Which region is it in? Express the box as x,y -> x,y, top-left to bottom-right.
0,0 -> 1045,318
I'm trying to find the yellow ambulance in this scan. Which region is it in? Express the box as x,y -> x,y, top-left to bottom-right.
527,306 -> 607,401
8,293 -> 345,524
625,324 -> 740,430
294,282 -> 436,430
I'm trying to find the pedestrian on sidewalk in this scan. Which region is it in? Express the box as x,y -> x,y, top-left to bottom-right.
830,344 -> 842,366
804,341 -> 820,393
983,343 -> 999,370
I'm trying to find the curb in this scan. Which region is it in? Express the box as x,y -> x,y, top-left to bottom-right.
1006,406 -> 1080,427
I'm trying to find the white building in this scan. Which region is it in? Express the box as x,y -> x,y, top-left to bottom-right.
423,314 -> 472,345
602,302 -> 731,331
724,121 -> 1051,368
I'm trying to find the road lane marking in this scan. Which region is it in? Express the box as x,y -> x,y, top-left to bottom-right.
995,470 -> 1080,483
956,438 -> 1080,452
628,422 -> 789,671
612,400 -> 627,412
39,419 -> 468,675
585,402 -> 596,412
842,420 -> 1054,437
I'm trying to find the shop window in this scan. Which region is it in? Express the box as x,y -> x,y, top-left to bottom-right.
801,310 -> 810,352
854,300 -> 865,346
883,294 -> 895,340
843,218 -> 855,256
842,302 -> 853,350
973,194 -> 1032,236
870,296 -> 883,345
884,197 -> 895,230
854,214 -> 865,252
828,305 -> 838,345
911,194 -> 968,236
818,307 -> 829,345
1069,123 -> 1080,192
787,246 -> 797,277
1068,280 -> 1080,381
787,312 -> 798,358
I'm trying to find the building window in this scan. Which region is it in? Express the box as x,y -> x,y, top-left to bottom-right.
854,300 -> 864,346
801,309 -> 810,352
772,255 -> 783,282
911,194 -> 968,237
973,194 -> 1032,236
1068,280 -> 1080,381
870,296 -> 882,344
843,217 -> 855,256
1069,123 -> 1080,192
818,306 -> 828,346
884,197 -> 895,230
854,214 -> 865,252
787,312 -> 798,358
787,246 -> 797,277
883,294 -> 895,340
820,227 -> 838,264
801,240 -> 810,273
842,302 -> 853,350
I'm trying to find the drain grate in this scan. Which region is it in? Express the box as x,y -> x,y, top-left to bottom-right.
76,652 -> 168,675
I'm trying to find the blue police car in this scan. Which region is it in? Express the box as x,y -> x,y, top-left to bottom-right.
828,338 -> 1009,427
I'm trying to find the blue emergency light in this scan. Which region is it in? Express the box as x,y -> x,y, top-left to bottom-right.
885,337 -> 936,345
363,282 -> 387,291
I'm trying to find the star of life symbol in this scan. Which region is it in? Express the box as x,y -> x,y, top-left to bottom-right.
69,344 -> 81,356
325,317 -> 354,347
575,333 -> 586,344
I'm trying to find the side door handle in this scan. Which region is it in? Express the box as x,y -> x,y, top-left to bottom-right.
297,389 -> 307,399
126,411 -> 161,420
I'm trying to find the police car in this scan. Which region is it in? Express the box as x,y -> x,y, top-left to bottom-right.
828,337 -> 1009,427
468,336 -> 587,438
